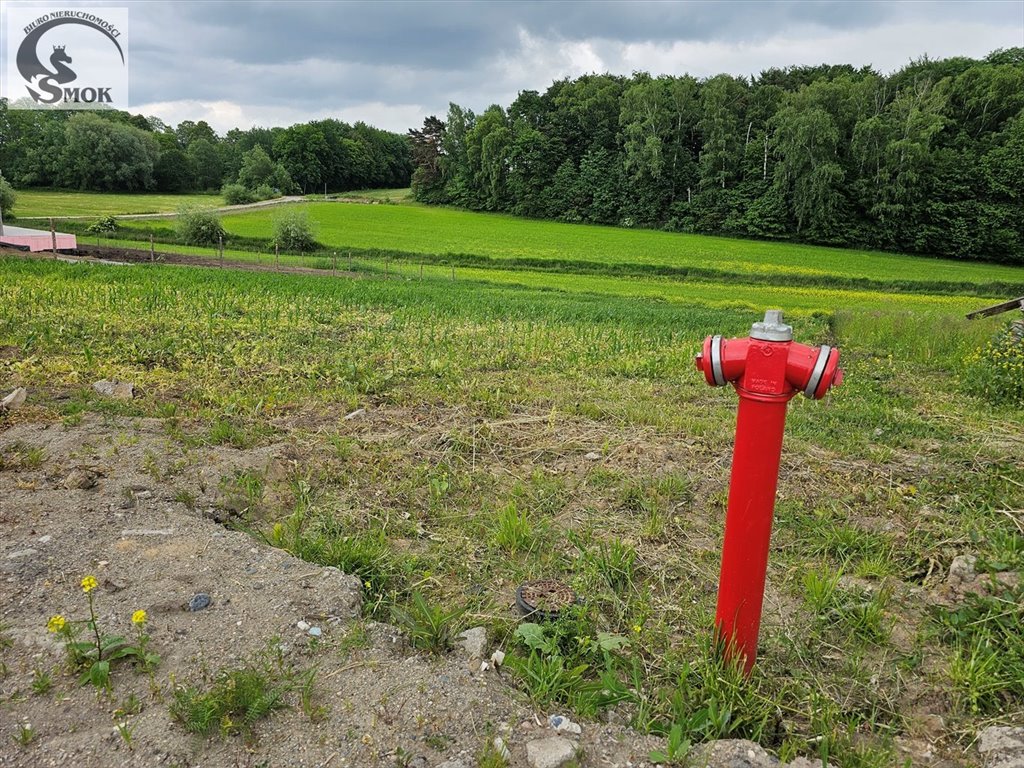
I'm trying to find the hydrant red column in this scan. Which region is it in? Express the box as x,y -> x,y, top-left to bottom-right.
695,310 -> 842,673
717,395 -> 788,672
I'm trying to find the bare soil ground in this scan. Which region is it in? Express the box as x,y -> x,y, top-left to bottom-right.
0,413 -> 664,768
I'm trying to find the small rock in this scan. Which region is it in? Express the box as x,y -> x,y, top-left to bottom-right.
1,387 -> 27,410
691,739 -> 781,767
786,758 -> 836,768
307,566 -> 362,618
308,626 -> 322,638
548,714 -> 582,736
343,408 -> 365,421
493,736 -> 511,761
978,726 -> 1024,768
407,757 -> 427,768
436,760 -> 470,768
908,713 -> 945,740
6,548 -> 38,560
526,736 -> 576,768
93,379 -> 135,400
297,620 -> 311,632
456,626 -> 488,659
103,578 -> 127,593
948,554 -> 977,585
37,535 -> 52,544
120,529 -> 175,536
187,593 -> 212,612
584,451 -> 601,461
64,469 -> 97,490
490,649 -> 505,668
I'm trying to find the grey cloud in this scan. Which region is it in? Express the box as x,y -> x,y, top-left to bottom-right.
13,0 -> 1013,131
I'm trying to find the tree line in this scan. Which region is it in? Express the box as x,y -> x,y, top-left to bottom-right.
0,103 -> 413,198
410,49 -> 1024,263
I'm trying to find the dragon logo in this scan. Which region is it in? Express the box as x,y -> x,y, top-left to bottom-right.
14,13 -> 125,106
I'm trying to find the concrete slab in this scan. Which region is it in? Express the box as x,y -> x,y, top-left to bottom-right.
0,225 -> 77,252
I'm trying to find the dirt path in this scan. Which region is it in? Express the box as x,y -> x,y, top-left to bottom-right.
118,195 -> 307,220
1,243 -> 351,278
15,195 -> 307,223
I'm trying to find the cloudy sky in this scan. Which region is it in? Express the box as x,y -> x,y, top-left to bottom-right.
2,0 -> 1023,134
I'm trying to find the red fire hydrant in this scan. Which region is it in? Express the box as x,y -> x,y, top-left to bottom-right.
695,310 -> 842,672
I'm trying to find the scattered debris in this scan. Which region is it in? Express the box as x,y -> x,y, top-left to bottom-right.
1,387 -> 27,411
492,736 -> 511,761
343,408 -> 366,421
516,579 -> 577,620
456,626 -> 488,659
584,451 -> 601,460
549,714 -> 582,736
92,379 -> 135,400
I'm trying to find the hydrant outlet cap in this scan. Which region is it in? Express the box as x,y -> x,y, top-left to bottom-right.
750,309 -> 793,342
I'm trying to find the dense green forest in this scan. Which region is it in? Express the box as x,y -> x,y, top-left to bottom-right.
0,102 -> 413,198
410,49 -> 1024,263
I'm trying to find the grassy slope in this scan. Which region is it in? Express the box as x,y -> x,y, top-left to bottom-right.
206,202 -> 1024,286
74,231 -> 994,320
13,190 -> 223,218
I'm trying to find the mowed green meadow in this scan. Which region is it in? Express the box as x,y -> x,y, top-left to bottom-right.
209,201 -> 1024,287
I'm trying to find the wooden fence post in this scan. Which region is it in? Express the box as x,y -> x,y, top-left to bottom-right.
50,218 -> 57,256
150,233 -> 155,263
275,242 -> 279,269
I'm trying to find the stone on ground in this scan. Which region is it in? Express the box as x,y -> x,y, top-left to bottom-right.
1,387 -> 27,410
978,726 -> 1024,768
92,379 -> 135,399
526,736 -> 577,768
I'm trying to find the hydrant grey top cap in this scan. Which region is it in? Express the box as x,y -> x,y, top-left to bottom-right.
750,309 -> 793,341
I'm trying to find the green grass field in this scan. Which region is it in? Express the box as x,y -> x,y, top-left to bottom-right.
2,191 -> 1023,765
204,202 -> 1024,287
13,190 -> 224,218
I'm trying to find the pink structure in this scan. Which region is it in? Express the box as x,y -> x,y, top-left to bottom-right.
0,225 -> 77,252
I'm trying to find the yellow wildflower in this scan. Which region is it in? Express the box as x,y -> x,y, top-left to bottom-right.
131,609 -> 148,626
47,615 -> 66,633
81,575 -> 99,593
